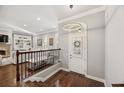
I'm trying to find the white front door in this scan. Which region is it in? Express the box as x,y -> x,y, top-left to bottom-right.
68,32 -> 85,74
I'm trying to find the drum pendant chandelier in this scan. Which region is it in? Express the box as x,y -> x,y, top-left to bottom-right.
63,23 -> 82,32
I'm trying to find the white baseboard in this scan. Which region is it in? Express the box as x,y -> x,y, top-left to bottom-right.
42,68 -> 61,82
86,75 -> 106,86
41,67 -> 70,82
60,67 -> 70,72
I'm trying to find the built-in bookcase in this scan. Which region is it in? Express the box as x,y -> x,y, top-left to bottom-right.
13,34 -> 33,50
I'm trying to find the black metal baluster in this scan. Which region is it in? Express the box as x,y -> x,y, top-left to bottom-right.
21,54 -> 23,80
34,52 -> 35,71
41,50 -> 43,68
31,52 -> 33,74
39,51 -> 40,69
42,50 -> 44,68
49,50 -> 51,64
28,52 -> 30,77
36,52 -> 38,70
40,50 -> 42,69
45,50 -> 47,66
37,52 -> 39,70
55,50 -> 56,64
40,51 -> 42,68
41,50 -> 42,68
45,50 -> 46,66
25,53 -> 27,78
58,49 -> 60,62
53,50 -> 54,64
37,52 -> 38,70
38,51 -> 40,70
43,50 -> 45,67
46,51 -> 48,65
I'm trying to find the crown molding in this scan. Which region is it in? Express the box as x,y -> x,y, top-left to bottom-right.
59,6 -> 105,24
0,23 -> 36,35
0,28 -> 12,31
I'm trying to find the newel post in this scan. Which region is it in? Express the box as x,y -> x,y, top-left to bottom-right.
16,50 -> 20,81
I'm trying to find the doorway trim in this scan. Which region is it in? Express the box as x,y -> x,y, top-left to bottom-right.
68,23 -> 88,76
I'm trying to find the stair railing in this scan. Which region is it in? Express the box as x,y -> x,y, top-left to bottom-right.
16,48 -> 61,81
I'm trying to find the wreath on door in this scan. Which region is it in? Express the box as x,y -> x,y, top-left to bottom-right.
74,41 -> 80,47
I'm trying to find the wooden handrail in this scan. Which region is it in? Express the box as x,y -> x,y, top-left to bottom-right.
18,48 -> 61,54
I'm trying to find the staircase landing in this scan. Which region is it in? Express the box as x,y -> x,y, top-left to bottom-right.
25,70 -> 104,87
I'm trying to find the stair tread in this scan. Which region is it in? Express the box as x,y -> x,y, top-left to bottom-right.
25,80 -> 44,87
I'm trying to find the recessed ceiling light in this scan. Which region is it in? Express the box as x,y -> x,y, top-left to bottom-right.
40,29 -> 43,31
24,24 -> 26,26
37,17 -> 41,21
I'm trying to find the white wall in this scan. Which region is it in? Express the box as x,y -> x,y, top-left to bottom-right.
59,11 -> 105,79
88,28 -> 105,79
59,30 -> 69,68
36,31 -> 59,49
32,35 -> 37,48
105,6 -> 124,86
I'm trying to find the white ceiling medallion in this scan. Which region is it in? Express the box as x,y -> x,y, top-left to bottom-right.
63,23 -> 82,32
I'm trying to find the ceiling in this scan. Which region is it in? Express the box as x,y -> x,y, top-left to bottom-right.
0,5 -> 102,34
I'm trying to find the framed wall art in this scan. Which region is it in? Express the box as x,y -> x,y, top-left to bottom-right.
49,37 -> 54,46
37,39 -> 43,47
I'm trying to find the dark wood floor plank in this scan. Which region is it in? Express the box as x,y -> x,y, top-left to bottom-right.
112,84 -> 124,87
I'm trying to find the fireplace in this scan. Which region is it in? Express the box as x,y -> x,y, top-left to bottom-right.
0,50 -> 6,55
0,43 -> 10,57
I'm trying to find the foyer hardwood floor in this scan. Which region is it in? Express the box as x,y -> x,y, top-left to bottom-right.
0,64 -> 104,87
112,84 -> 124,87
25,70 -> 104,87
0,64 -> 19,87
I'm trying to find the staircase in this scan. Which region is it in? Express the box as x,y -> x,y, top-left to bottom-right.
25,80 -> 59,87
25,80 -> 44,87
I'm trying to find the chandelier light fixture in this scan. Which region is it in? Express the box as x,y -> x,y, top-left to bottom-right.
63,23 -> 82,32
